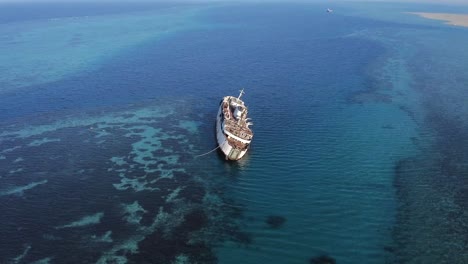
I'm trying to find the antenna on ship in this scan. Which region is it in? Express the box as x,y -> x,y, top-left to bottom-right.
238,88 -> 245,100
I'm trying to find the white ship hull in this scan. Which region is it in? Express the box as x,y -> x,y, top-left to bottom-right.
216,92 -> 253,161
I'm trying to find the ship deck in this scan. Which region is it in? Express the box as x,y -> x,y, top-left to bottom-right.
221,99 -> 253,150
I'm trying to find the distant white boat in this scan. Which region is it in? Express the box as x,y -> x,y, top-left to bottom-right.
327,8 -> 333,13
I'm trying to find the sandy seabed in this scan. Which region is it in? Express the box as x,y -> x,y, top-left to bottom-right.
409,12 -> 468,27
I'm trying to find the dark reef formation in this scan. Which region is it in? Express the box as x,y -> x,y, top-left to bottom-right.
390,53 -> 468,263
0,103 -> 252,264
309,254 -> 336,264
265,215 -> 286,229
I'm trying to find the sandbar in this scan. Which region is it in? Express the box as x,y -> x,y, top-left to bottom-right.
409,12 -> 468,27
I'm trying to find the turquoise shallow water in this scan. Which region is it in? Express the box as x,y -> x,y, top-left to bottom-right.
1,2 -> 468,264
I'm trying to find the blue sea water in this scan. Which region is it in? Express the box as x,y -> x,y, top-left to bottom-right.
1,2 -> 468,264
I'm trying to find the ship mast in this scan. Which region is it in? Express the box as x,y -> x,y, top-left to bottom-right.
238,88 -> 245,100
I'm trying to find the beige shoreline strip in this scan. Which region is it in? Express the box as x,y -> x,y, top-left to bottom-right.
408,12 -> 468,28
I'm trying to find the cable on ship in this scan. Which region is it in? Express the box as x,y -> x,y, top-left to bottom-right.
194,146 -> 220,158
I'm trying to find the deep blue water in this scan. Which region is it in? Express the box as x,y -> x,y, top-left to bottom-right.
1,2 -> 468,264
